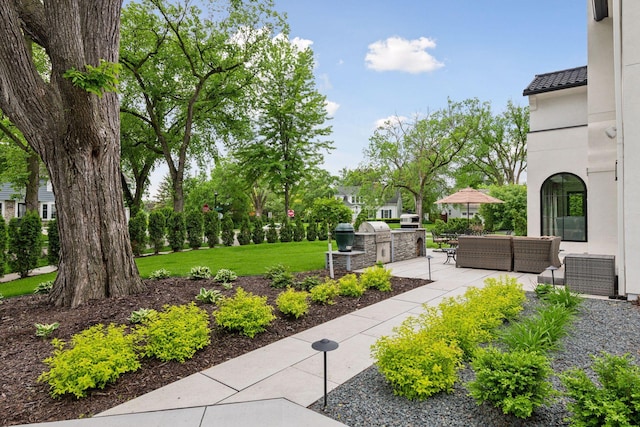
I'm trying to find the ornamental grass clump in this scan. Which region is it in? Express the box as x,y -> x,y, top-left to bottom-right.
276,288 -> 309,318
213,287 -> 275,338
38,324 -> 141,398
136,303 -> 211,362
500,303 -> 574,353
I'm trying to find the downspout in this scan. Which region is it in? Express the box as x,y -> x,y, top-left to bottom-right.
613,0 -> 625,295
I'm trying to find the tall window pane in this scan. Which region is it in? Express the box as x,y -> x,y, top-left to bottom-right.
540,173 -> 587,241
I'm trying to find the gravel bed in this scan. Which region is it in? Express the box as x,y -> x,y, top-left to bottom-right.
309,295 -> 640,426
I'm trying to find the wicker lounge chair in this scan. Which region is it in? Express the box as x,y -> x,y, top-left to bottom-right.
512,236 -> 561,273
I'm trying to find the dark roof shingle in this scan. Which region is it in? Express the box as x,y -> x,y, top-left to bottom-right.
523,66 -> 587,96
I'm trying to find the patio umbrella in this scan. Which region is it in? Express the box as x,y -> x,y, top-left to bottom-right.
434,187 -> 504,226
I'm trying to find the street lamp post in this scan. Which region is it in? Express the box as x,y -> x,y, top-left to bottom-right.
214,191 -> 218,211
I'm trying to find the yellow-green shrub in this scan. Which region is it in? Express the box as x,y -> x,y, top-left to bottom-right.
310,279 -> 340,305
214,287 -> 276,338
137,303 -> 210,362
276,288 -> 309,318
372,276 -> 527,399
360,265 -> 392,291
371,317 -> 463,400
338,273 -> 365,297
38,324 -> 140,398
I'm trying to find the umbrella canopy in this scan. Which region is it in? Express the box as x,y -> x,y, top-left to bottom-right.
435,187 -> 504,226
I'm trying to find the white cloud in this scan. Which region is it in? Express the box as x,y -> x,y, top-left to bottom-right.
325,100 -> 340,117
374,115 -> 408,129
365,36 -> 444,74
290,36 -> 314,51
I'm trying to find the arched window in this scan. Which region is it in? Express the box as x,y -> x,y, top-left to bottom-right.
540,173 -> 587,241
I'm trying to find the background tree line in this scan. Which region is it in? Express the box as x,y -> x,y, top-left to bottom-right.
0,0 -> 527,307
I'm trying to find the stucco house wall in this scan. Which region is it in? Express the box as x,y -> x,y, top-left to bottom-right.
619,0 -> 640,296
525,0 -> 640,297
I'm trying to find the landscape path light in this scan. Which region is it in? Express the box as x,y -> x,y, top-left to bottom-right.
426,254 -> 433,281
546,265 -> 559,287
312,338 -> 339,409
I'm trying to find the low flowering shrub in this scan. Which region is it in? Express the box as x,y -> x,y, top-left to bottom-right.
189,266 -> 211,280
371,320 -> 463,400
468,347 -> 555,419
276,288 -> 309,318
136,303 -> 211,362
360,265 -> 392,291
337,273 -> 365,297
561,352 -> 640,426
214,287 -> 276,338
38,324 -> 141,398
310,279 -> 339,305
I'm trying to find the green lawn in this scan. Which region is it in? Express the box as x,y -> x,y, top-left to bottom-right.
1,240 -> 331,298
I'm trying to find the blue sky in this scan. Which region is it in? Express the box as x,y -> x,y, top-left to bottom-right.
148,0 -> 587,197
272,0 -> 587,175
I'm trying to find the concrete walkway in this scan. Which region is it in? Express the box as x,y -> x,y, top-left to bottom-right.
17,250 -> 544,427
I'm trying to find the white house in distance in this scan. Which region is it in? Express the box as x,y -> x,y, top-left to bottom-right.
0,182 -> 56,223
524,0 -> 640,297
335,186 -> 403,221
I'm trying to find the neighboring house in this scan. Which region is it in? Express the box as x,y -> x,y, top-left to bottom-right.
439,204 -> 481,222
335,186 -> 403,221
523,0 -> 640,297
0,182 -> 56,223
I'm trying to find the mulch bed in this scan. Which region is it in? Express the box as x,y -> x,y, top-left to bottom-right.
0,269 -> 430,426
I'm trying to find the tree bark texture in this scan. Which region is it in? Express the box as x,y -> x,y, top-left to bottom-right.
0,1 -> 144,307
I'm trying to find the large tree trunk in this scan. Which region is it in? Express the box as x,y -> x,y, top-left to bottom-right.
44,110 -> 143,307
0,1 -> 144,307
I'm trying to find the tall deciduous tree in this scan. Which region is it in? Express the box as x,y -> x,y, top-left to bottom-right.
234,35 -> 333,216
120,112 -> 163,215
119,0 -> 283,212
0,1 -> 144,307
460,101 -> 529,186
365,99 -> 484,219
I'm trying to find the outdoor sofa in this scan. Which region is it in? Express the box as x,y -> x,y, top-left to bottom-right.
455,235 -> 514,271
455,235 -> 562,273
